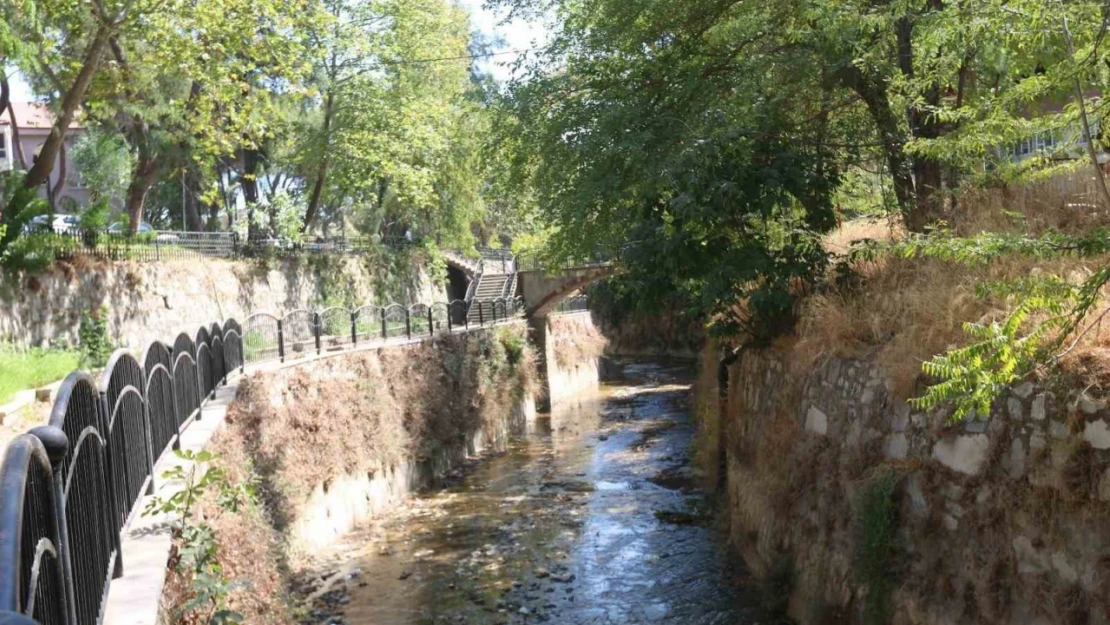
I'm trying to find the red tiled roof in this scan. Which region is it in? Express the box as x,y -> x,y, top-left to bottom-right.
0,102 -> 82,130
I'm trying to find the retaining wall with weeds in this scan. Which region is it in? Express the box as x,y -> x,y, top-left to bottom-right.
0,250 -> 443,350
160,324 -> 539,625
542,312 -> 607,405
702,345 -> 1110,625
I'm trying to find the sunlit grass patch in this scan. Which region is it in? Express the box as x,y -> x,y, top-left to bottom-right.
0,347 -> 82,405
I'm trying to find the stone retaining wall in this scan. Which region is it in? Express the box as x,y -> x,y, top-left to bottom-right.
715,348 -> 1110,625
0,255 -> 442,350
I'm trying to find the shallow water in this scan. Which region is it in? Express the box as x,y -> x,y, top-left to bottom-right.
301,359 -> 765,625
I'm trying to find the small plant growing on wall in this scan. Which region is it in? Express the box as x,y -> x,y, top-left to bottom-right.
855,468 -> 898,625
78,306 -> 113,367
145,449 -> 255,625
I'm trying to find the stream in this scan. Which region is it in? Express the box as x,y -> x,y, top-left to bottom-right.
298,359 -> 767,625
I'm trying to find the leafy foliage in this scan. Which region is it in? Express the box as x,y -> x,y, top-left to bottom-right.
78,307 -> 113,368
145,450 -> 256,625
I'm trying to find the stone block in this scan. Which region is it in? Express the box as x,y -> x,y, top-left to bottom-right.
1079,394 -> 1106,416
891,402 -> 910,432
1099,469 -> 1110,502
1008,438 -> 1026,480
964,416 -> 988,434
941,513 -> 959,531
1013,536 -> 1051,575
1031,394 -> 1046,421
932,434 -> 990,476
1030,431 -> 1046,450
1052,552 -> 1079,583
884,433 -> 908,460
805,406 -> 828,436
1050,420 -> 1069,440
1013,381 -> 1035,399
906,474 -> 929,516
1084,419 -> 1110,450
1008,397 -> 1024,421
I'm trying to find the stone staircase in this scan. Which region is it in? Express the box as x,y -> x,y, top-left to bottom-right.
467,272 -> 513,323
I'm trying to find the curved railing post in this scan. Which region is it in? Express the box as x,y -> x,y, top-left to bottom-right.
427,307 -> 434,336
380,308 -> 387,340
447,307 -> 453,332
478,302 -> 484,326
350,311 -> 358,347
94,392 -> 124,579
313,312 -> 322,355
277,319 -> 285,363
405,309 -> 411,339
29,426 -> 77,625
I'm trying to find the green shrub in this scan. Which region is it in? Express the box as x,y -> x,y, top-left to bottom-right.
79,307 -> 113,367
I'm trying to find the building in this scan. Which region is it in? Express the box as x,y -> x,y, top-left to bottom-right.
0,102 -> 90,209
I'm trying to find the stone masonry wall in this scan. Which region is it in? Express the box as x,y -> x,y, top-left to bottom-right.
719,347 -> 1110,625
0,255 -> 443,350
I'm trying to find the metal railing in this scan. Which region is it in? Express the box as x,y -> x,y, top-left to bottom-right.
0,294 -> 527,625
241,297 -> 525,365
553,295 -> 589,315
0,317 -> 244,625
515,254 -> 611,273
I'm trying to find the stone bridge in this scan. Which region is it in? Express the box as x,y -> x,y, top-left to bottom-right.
519,263 -> 619,317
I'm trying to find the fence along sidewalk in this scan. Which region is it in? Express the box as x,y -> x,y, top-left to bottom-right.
0,295 -> 524,625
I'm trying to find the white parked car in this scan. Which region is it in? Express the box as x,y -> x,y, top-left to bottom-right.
23,214 -> 80,234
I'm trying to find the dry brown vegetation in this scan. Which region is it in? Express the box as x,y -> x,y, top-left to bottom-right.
551,314 -> 609,369
789,172 -> 1110,398
162,326 -> 538,623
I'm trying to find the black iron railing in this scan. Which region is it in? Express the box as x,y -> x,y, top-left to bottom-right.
0,295 -> 527,625
553,295 -> 589,315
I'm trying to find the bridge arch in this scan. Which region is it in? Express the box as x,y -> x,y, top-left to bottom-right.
520,265 -> 619,317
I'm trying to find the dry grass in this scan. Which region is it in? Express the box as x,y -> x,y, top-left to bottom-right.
223,328 -> 536,527
161,326 -> 539,623
822,216 -> 904,256
551,315 -> 609,370
954,170 -> 1110,237
787,252 -> 1110,398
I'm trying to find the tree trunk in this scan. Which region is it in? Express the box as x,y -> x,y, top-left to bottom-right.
302,90 -> 334,233
19,21 -> 112,194
125,155 -> 159,234
184,167 -> 203,231
240,147 -> 264,240
0,73 -> 8,130
837,65 -> 917,222
51,141 -> 67,207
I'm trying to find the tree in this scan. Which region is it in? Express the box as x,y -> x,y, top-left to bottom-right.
292,0 -> 479,242
495,0 -> 845,335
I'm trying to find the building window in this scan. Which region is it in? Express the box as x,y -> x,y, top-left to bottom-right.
0,131 -> 6,160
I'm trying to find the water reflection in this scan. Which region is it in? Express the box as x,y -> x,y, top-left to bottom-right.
301,359 -> 764,625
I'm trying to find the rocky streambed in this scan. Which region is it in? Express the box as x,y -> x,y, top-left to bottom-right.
292,359 -> 767,625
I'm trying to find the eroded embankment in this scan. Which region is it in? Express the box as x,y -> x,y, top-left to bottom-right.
160,325 -> 538,624
699,345 -> 1110,625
